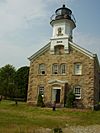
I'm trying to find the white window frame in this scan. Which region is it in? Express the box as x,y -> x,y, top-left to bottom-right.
60,64 -> 66,74
74,63 -> 82,75
52,64 -> 59,74
74,86 -> 81,99
39,64 -> 45,75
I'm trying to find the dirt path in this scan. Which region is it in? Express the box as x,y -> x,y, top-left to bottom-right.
34,125 -> 100,133
63,125 -> 100,133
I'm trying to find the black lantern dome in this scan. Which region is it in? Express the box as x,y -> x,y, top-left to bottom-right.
50,4 -> 76,24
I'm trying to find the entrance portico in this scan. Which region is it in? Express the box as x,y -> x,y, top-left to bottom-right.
52,86 -> 61,103
48,79 -> 68,106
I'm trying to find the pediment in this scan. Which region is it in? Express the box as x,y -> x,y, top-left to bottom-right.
48,79 -> 68,84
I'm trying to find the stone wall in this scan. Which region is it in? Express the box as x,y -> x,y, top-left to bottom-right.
94,57 -> 100,104
27,45 -> 99,109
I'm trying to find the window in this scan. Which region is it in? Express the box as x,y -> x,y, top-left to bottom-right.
74,63 -> 82,75
57,27 -> 63,36
52,63 -> 66,74
60,64 -> 66,74
52,64 -> 59,74
54,45 -> 64,55
39,85 -> 44,97
56,10 -> 61,15
39,64 -> 45,74
74,86 -> 81,99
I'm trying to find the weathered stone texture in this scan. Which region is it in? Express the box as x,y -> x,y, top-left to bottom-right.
27,45 -> 100,109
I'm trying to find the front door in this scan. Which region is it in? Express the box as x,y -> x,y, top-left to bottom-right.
52,88 -> 61,103
56,89 -> 60,103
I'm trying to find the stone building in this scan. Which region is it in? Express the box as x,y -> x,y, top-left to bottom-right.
27,5 -> 100,109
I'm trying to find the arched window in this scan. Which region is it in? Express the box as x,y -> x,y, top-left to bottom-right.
74,85 -> 81,99
39,64 -> 45,74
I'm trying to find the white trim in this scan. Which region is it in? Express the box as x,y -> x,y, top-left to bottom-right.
74,86 -> 81,99
28,40 -> 98,63
69,41 -> 95,59
28,42 -> 50,61
74,63 -> 82,75
53,87 -> 61,90
48,79 -> 68,84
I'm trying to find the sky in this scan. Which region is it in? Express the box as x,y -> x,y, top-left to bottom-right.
0,0 -> 100,69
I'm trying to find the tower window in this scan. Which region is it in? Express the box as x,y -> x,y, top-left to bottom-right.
57,27 -> 63,36
39,64 -> 45,74
52,64 -> 59,74
54,45 -> 64,55
74,63 -> 82,75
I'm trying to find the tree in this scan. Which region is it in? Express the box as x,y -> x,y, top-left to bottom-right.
37,94 -> 45,107
15,66 -> 29,101
0,64 -> 16,99
66,90 -> 75,108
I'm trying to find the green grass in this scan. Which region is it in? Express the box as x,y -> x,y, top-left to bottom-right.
0,100 -> 100,132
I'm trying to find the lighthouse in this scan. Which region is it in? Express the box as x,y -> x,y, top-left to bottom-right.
50,4 -> 76,54
27,4 -> 100,109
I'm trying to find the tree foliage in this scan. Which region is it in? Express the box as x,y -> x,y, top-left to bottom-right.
0,64 -> 29,101
0,64 -> 16,98
66,90 -> 75,108
15,66 -> 29,101
37,94 -> 45,107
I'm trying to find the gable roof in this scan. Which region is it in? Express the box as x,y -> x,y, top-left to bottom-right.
28,41 -> 97,61
28,42 -> 50,61
70,41 -> 100,68
69,41 -> 96,59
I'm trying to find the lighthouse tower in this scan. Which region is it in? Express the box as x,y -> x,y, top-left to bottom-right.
50,4 -> 76,54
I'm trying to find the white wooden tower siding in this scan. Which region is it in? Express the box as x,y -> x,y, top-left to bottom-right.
50,4 -> 76,54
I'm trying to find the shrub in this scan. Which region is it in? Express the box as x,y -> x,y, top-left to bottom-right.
37,94 -> 45,107
66,90 -> 75,108
94,104 -> 100,111
53,128 -> 62,133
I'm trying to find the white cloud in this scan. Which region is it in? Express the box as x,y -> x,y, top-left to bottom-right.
0,0 -> 46,35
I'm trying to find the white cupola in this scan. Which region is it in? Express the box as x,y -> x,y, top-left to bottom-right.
50,5 -> 76,54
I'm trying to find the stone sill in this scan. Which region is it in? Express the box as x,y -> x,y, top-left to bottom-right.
38,74 -> 47,76
72,74 -> 83,76
75,98 -> 81,100
37,74 -> 67,76
51,74 -> 67,76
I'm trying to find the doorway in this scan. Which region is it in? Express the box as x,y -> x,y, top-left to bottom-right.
56,89 -> 60,103
52,87 -> 61,103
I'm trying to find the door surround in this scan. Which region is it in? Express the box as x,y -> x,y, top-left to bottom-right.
52,86 -> 61,103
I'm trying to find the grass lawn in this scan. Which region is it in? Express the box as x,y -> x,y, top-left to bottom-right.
0,100 -> 100,132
